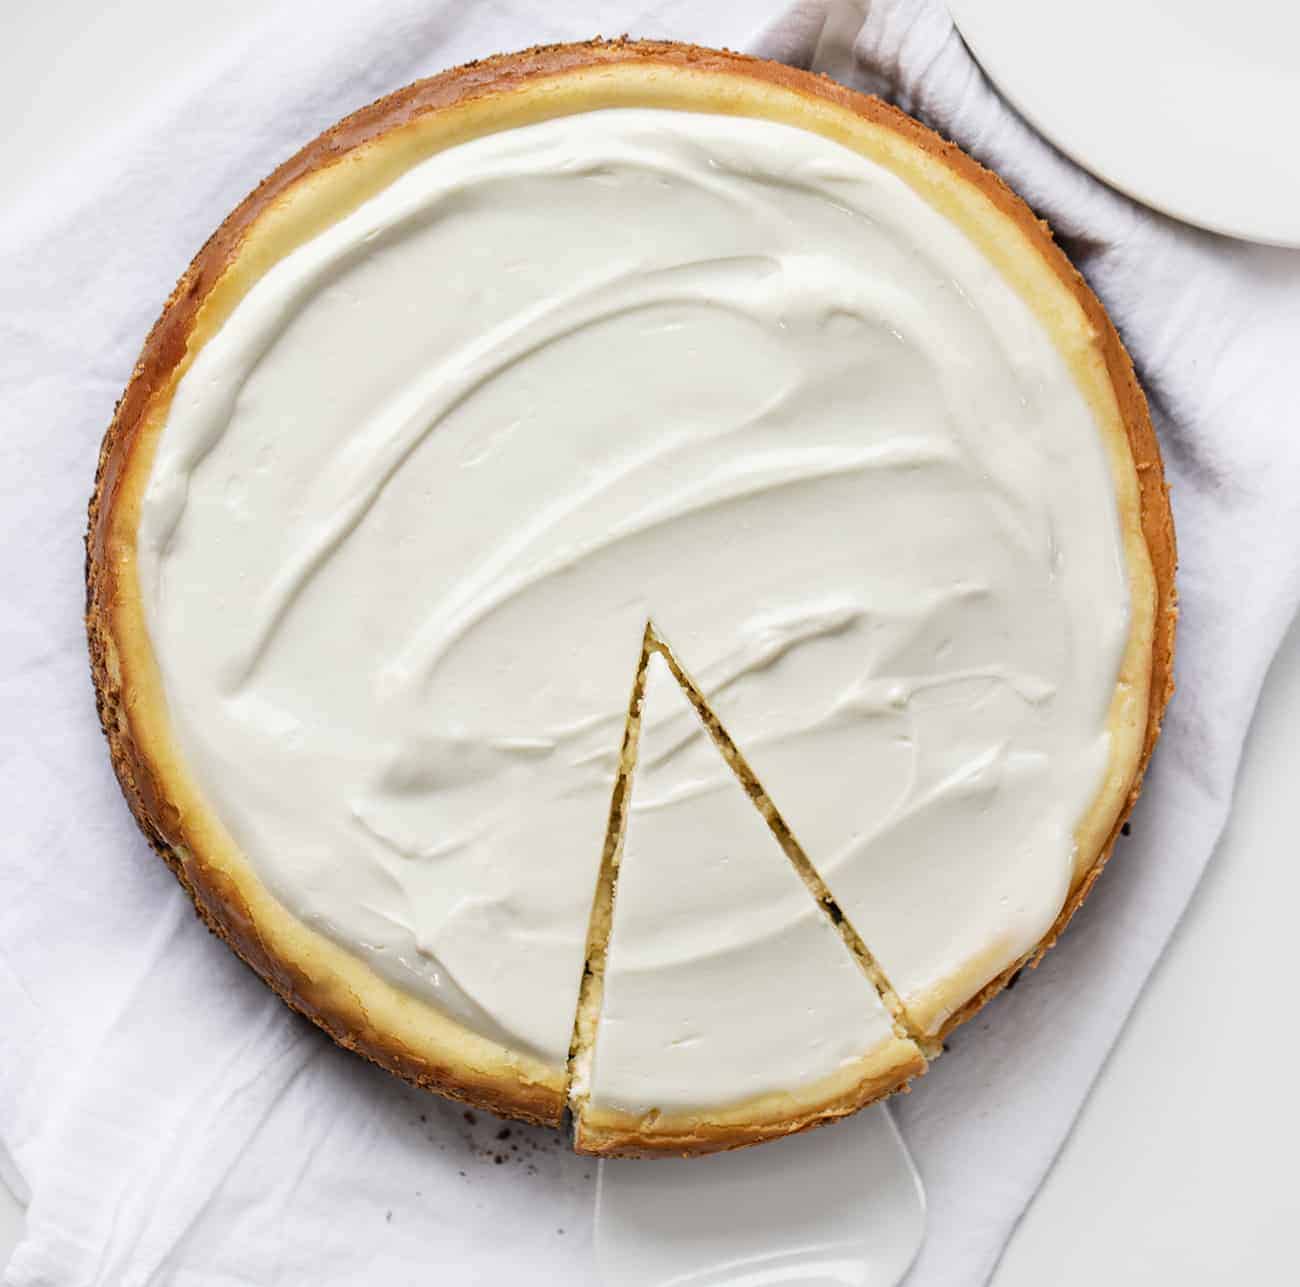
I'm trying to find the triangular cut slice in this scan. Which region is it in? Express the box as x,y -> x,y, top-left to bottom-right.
654,638 -> 937,1058
570,644 -> 924,1157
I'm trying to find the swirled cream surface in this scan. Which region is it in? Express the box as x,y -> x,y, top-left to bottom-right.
137,108 -> 1129,1074
580,652 -> 901,1113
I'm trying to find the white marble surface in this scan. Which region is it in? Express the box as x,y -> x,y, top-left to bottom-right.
4,2 -> 1299,1281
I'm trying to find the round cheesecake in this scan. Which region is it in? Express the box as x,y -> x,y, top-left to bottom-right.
86,40 -> 1176,1156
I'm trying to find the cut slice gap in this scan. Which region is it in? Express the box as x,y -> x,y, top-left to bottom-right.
565,622 -> 655,1117
571,634 -> 924,1156
648,626 -> 939,1059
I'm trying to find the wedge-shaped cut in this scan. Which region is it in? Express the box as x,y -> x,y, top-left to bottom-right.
572,650 -> 923,1157
656,642 -> 935,1057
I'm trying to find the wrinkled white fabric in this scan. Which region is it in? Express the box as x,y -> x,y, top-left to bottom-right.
1,0 -> 1297,1283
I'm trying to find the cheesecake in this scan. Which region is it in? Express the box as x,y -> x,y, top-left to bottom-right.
85,40 -> 1176,1155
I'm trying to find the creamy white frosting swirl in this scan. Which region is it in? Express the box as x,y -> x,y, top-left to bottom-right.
137,108 -> 1128,1073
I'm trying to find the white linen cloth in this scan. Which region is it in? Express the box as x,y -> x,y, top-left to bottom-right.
1,0 -> 1296,1282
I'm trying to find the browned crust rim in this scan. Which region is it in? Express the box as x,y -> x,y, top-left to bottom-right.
85,38 -> 1176,1144
574,1040 -> 928,1159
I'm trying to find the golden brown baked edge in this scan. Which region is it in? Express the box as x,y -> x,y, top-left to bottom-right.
85,38 -> 1177,1145
574,1037 -> 927,1159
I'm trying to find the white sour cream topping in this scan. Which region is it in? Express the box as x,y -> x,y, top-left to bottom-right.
137,108 -> 1128,1073
582,651 -> 897,1112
